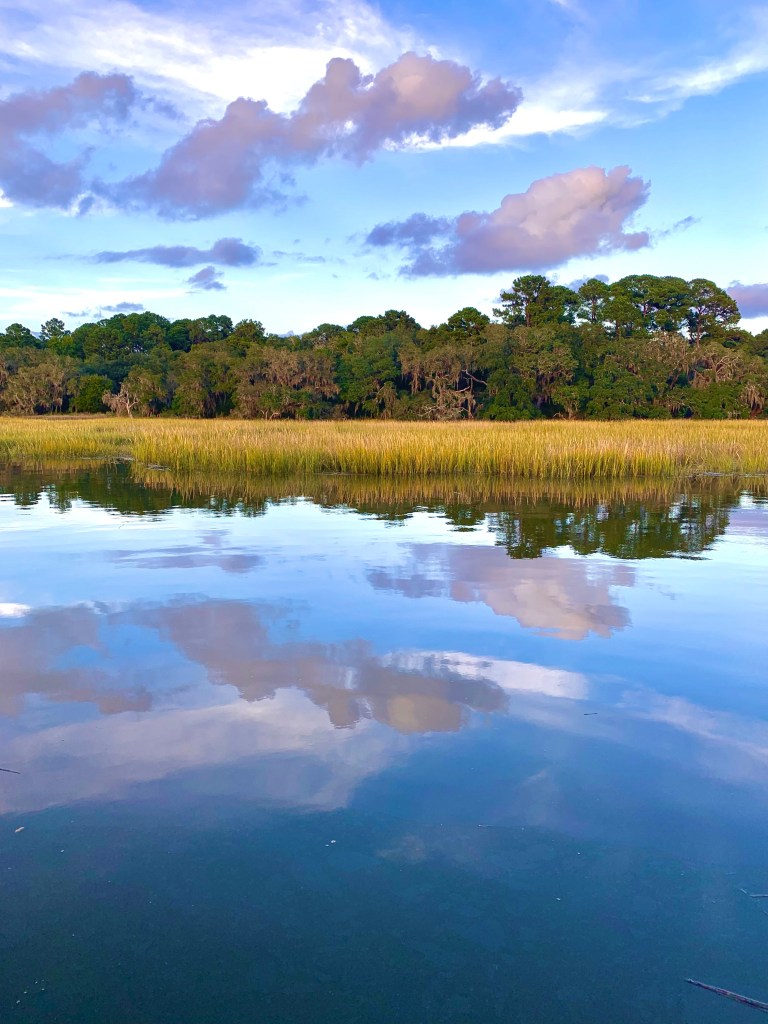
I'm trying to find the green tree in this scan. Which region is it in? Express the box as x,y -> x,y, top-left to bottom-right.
72,374 -> 113,413
686,279 -> 740,345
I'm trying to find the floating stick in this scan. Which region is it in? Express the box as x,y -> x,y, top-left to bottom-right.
686,979 -> 768,1012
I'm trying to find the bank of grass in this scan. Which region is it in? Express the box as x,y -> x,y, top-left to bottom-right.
1,417 -> 767,479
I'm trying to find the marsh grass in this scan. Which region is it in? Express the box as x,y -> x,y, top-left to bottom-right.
1,417 -> 767,479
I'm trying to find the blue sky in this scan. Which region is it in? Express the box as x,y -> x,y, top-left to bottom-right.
0,0 -> 766,333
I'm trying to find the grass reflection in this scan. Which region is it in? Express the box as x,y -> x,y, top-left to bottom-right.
1,462 -> 764,559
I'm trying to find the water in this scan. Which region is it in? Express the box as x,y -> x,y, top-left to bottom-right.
1,467 -> 768,1023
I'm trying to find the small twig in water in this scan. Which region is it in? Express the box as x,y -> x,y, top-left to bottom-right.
738,888 -> 768,898
0,767 -> 20,775
686,979 -> 768,1012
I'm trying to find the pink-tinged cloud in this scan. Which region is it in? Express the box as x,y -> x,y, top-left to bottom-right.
121,52 -> 522,217
367,166 -> 650,276
0,72 -> 136,208
727,282 -> 768,319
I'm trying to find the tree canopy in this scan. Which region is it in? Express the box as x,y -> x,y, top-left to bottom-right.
1,275 -> 766,419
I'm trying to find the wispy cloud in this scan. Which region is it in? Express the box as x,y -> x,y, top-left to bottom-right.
96,237 -> 262,268
0,0 -> 410,102
102,301 -> 145,313
654,215 -> 700,242
637,9 -> 768,106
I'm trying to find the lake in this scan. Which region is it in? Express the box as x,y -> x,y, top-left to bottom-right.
2,466 -> 768,1023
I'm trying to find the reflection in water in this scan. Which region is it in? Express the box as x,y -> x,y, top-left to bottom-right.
490,497 -> 733,560
1,690 -> 403,815
109,530 -> 262,573
371,546 -> 633,639
2,465 -> 768,1024
0,605 -> 152,715
2,464 -> 764,558
1,597 -> 583,732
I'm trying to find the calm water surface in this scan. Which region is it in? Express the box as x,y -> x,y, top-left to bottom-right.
1,468 -> 768,1023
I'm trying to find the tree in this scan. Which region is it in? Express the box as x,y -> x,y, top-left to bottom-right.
338,335 -> 399,416
40,318 -> 70,344
235,347 -> 338,418
0,272 -> 765,422
495,276 -> 578,328
103,366 -> 167,416
444,307 -> 490,338
172,348 -> 234,417
72,374 -> 112,413
686,279 -> 740,345
1,355 -> 76,413
577,278 -> 611,325
1,323 -> 39,349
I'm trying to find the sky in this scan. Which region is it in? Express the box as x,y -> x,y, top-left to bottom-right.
0,0 -> 766,334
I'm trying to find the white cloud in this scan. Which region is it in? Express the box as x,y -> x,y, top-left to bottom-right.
638,9 -> 768,105
0,283 -> 181,325
0,0 -> 416,118
408,102 -> 606,149
0,603 -> 30,618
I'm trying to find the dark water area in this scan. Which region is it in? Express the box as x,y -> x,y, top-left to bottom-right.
1,466 -> 768,1023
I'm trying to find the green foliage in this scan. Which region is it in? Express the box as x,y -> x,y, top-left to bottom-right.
72,374 -> 113,413
0,323 -> 40,350
0,273 -> 765,421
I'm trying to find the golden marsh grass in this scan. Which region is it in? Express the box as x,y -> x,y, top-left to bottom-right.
1,417 -> 767,479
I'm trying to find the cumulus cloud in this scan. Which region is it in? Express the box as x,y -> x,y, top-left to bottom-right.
727,282 -> 768,319
366,165 -> 650,275
0,71 -> 136,208
95,237 -> 262,268
188,266 -> 225,291
117,52 -> 521,217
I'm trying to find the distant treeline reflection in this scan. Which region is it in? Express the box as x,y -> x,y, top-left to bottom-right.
2,464 -> 762,560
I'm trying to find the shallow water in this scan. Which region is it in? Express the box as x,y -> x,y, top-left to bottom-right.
1,467 -> 768,1023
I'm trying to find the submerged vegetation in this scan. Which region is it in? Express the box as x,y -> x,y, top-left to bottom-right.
1,274 -> 767,421
1,418 -> 767,479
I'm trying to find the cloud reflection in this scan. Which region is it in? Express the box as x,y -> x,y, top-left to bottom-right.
370,545 -> 634,639
0,690 -> 403,815
3,593 -> 768,820
109,530 -> 262,574
0,597 -> 583,735
131,599 -> 585,732
0,605 -> 151,715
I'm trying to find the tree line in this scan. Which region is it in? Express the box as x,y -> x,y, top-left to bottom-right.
1,274 -> 766,419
